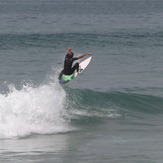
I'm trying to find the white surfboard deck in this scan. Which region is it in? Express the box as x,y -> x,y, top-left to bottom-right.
74,56 -> 92,77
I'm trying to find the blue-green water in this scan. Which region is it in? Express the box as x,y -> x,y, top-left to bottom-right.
0,0 -> 163,162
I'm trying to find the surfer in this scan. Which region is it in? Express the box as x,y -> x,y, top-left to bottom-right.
59,47 -> 91,79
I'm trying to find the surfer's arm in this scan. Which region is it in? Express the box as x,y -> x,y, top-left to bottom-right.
77,53 -> 91,59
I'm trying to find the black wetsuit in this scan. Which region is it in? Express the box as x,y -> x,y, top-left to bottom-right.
63,55 -> 79,75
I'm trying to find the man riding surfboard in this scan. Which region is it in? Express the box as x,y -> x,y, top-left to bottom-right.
59,47 -> 91,82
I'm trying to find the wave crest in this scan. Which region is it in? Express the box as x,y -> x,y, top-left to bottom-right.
0,82 -> 71,139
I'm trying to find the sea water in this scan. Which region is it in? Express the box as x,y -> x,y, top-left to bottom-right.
0,0 -> 163,162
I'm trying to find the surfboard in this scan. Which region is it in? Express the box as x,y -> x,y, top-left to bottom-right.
59,56 -> 92,84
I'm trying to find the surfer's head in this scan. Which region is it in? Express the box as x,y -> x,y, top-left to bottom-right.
67,52 -> 74,58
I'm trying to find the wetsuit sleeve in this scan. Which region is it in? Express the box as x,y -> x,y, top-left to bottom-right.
72,57 -> 78,61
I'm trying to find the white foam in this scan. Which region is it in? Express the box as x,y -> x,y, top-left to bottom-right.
0,81 -> 71,139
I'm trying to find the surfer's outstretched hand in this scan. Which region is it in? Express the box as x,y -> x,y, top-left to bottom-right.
77,53 -> 92,59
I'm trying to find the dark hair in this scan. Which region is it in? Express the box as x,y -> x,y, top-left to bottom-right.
67,52 -> 74,58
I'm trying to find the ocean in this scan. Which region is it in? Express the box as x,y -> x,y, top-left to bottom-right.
0,0 -> 163,162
